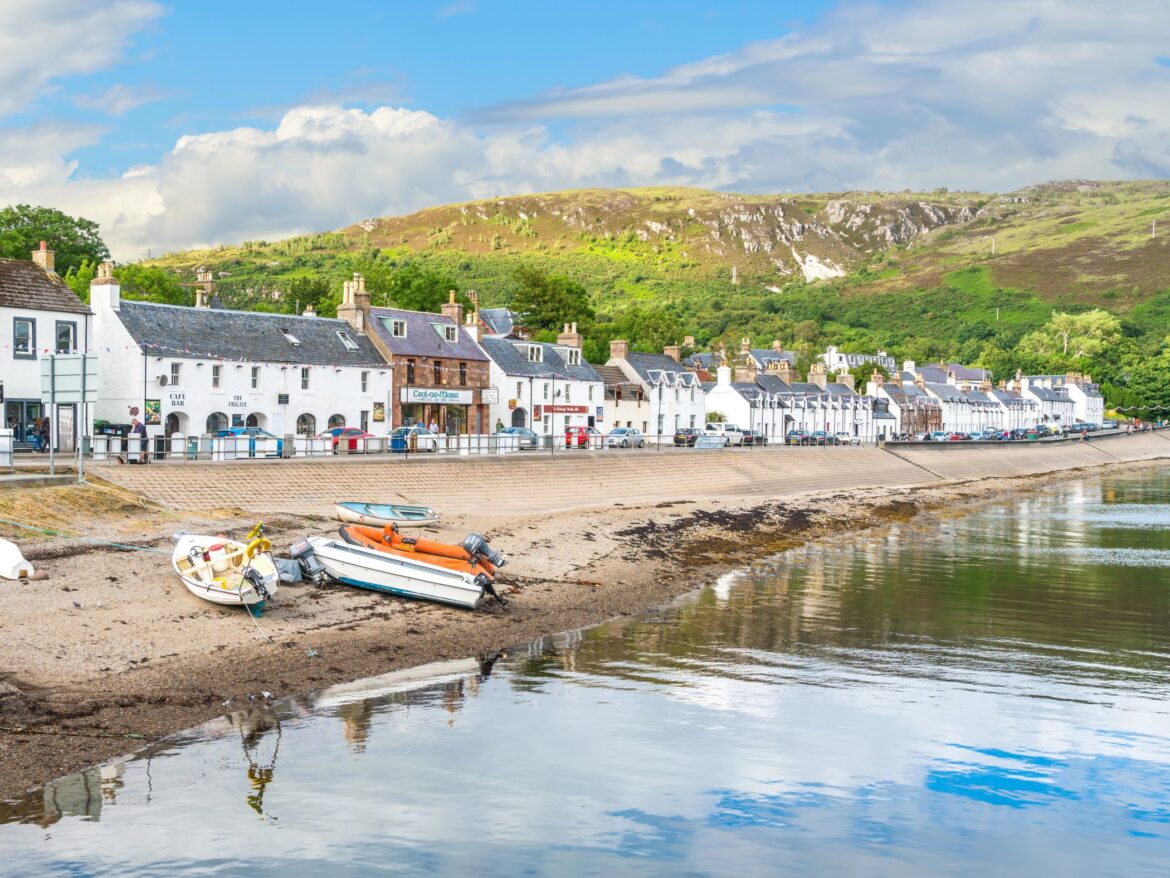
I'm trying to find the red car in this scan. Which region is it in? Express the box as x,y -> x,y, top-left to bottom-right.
317,427 -> 375,451
564,425 -> 600,448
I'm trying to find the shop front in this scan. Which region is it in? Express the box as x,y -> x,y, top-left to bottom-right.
541,404 -> 590,434
400,387 -> 478,434
4,399 -> 43,448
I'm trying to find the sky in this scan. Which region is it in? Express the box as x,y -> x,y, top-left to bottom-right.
2,0 -> 1169,260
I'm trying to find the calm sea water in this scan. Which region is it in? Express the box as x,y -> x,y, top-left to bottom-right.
2,470 -> 1169,876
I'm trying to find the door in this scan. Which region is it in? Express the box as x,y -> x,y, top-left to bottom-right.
56,404 -> 76,453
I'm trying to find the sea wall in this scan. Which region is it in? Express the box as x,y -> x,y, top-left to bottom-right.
89,431 -> 1170,517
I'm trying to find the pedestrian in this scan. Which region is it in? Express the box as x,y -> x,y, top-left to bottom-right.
495,418 -> 504,432
131,417 -> 150,464
30,417 -> 42,452
428,419 -> 439,435
39,416 -> 50,452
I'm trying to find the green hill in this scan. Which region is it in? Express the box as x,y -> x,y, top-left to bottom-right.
145,180 -> 1170,408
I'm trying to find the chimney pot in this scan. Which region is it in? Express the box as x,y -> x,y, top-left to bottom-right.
663,345 -> 681,362
31,242 -> 55,274
609,338 -> 630,361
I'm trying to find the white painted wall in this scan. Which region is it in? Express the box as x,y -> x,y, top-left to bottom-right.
486,361 -> 603,436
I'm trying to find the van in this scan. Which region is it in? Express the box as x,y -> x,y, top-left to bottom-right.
704,422 -> 745,446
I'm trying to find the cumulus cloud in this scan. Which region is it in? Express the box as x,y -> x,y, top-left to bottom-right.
0,0 -> 162,116
2,0 -> 1170,258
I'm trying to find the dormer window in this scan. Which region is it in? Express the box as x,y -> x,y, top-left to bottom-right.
385,319 -> 407,338
337,330 -> 358,351
566,349 -> 581,366
279,327 -> 301,346
527,345 -> 543,363
444,325 -> 457,343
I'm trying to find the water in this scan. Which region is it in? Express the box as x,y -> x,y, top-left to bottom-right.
2,471 -> 1169,876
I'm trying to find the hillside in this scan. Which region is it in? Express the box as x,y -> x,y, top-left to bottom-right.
146,181 -> 1170,372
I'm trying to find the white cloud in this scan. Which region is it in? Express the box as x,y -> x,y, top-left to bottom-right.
0,0 -> 162,117
2,0 -> 1170,258
74,82 -> 173,116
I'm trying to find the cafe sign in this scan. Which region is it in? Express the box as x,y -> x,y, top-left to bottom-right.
544,404 -> 587,414
400,388 -> 473,405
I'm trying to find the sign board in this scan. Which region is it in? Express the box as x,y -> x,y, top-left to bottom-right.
508,398 -> 517,410
533,405 -> 543,419
373,402 -> 385,422
481,387 -> 499,404
145,400 -> 161,425
40,354 -> 98,403
544,404 -> 587,414
277,393 -> 290,405
400,387 -> 473,405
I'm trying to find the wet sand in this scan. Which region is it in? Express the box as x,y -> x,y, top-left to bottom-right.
1,453 -> 1167,800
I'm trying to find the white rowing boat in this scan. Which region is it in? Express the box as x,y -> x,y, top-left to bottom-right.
172,527 -> 279,607
334,501 -> 439,528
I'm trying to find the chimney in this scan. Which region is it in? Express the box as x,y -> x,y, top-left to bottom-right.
31,241 -> 55,274
772,339 -> 783,353
734,360 -> 758,382
195,288 -> 209,308
776,359 -> 794,385
683,335 -> 695,348
808,362 -> 828,390
609,338 -> 629,362
836,369 -> 855,392
740,336 -> 752,355
915,373 -> 926,390
464,310 -> 482,343
303,303 -> 316,318
663,344 -> 680,362
89,261 -> 120,312
338,273 -> 369,333
440,289 -> 464,325
871,368 -> 884,388
557,322 -> 582,348
716,365 -> 731,386
902,359 -> 916,376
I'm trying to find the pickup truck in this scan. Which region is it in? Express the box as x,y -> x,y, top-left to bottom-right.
704,422 -> 745,446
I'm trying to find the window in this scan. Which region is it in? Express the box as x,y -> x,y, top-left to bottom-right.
279,327 -> 301,346
12,318 -> 34,358
689,414 -> 696,428
567,349 -> 581,366
458,362 -> 467,386
588,385 -> 594,402
170,362 -> 182,385
543,382 -> 550,400
328,414 -> 346,429
564,384 -> 571,403
390,319 -> 407,338
528,346 -> 543,363
642,421 -> 648,434
296,413 -> 316,436
55,321 -> 76,353
212,365 -> 222,388
406,359 -> 415,383
361,371 -> 369,393
433,361 -> 442,384
337,330 -> 359,351
516,381 -> 523,399
444,325 -> 458,343
301,367 -> 310,390
206,412 -> 228,433
251,366 -> 260,389
543,414 -> 550,433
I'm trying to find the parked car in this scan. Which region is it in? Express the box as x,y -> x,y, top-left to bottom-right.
317,426 -> 377,452
742,429 -> 768,446
673,427 -> 702,447
948,432 -> 972,441
388,424 -> 439,453
929,430 -> 950,442
785,429 -> 811,446
834,431 -> 861,446
564,425 -> 594,448
607,427 -> 646,448
810,430 -> 837,446
499,426 -> 540,449
214,427 -> 284,457
704,422 -> 745,446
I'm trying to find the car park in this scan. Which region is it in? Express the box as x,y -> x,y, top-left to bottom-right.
317,426 -> 377,452
834,431 -> 861,445
785,429 -> 811,445
387,424 -> 439,453
704,422 -> 745,446
498,426 -> 540,449
607,427 -> 646,448
214,427 -> 284,457
673,427 -> 701,447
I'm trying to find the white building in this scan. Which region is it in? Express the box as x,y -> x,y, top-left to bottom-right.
472,323 -> 604,435
821,344 -> 896,375
702,367 -> 787,440
0,245 -> 93,450
1028,373 -> 1105,425
605,340 -> 705,437
89,264 -> 393,439
1014,374 -> 1076,427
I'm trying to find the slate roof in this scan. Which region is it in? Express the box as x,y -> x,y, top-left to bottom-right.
368,306 -> 488,360
479,308 -> 516,336
621,351 -> 701,386
116,301 -> 386,366
1025,383 -> 1070,402
934,363 -> 989,381
754,374 -> 790,394
688,352 -> 719,370
594,364 -> 640,389
748,348 -> 797,368
990,389 -> 1033,406
825,382 -> 860,397
916,366 -> 949,384
0,258 -> 90,315
479,336 -> 601,382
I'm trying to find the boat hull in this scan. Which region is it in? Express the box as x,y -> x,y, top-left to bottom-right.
308,536 -> 484,609
172,534 -> 279,606
335,502 -> 439,528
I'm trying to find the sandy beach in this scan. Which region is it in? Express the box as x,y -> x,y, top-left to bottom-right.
1,436 -> 1168,800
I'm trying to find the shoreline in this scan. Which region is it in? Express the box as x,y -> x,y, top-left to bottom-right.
1,444 -> 1168,801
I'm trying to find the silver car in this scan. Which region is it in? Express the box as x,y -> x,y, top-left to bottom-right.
606,427 -> 646,448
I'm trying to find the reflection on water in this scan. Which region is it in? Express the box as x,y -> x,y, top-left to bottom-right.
2,470 -> 1169,875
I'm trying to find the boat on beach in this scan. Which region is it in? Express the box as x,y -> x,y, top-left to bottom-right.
334,502 -> 439,528
172,526 -> 279,607
291,524 -> 505,609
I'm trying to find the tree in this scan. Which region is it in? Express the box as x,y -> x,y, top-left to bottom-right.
356,260 -> 469,314
509,266 -> 595,334
0,204 -> 109,275
62,260 -> 98,303
1019,309 -> 1121,362
115,264 -> 189,305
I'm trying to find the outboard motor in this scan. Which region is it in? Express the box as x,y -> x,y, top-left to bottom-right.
289,538 -> 327,583
462,533 -> 506,569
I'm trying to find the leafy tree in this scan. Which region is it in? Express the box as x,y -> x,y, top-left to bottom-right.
1019,309 -> 1121,361
62,259 -> 98,303
0,204 -> 109,275
509,266 -> 596,333
115,264 -> 190,305
357,260 -> 469,314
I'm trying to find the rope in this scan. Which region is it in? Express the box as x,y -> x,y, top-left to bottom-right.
0,725 -> 147,741
0,514 -> 170,555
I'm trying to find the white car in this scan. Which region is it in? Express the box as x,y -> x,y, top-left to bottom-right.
834,431 -> 861,446
390,425 -> 440,452
606,427 -> 645,448
704,422 -> 745,446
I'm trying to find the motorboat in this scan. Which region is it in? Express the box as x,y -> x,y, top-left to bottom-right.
289,525 -> 505,610
0,538 -> 36,580
334,501 -> 439,528
172,524 -> 279,608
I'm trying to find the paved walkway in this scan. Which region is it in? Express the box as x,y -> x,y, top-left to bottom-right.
86,432 -> 1170,517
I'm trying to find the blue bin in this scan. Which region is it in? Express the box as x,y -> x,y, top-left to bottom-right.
390,434 -> 408,453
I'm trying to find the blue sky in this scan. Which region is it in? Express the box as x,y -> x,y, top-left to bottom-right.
2,0 -> 1168,258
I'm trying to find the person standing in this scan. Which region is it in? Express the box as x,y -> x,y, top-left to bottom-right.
131,417 -> 150,464
30,417 -> 42,452
39,416 -> 50,453
428,419 -> 439,435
